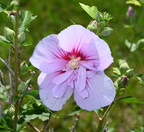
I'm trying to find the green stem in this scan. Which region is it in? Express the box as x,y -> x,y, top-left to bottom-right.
13,10 -> 19,131
96,102 -> 114,132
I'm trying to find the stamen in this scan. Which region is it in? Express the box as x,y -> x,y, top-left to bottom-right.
69,57 -> 81,69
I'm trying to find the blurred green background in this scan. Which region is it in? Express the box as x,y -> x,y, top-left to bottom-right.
0,0 -> 144,131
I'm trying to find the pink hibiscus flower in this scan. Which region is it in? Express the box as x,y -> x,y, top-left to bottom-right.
30,25 -> 115,111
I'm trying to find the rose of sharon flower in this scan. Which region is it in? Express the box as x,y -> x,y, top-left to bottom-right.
30,25 -> 115,111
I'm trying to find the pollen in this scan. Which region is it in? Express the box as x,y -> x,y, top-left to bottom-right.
69,57 -> 81,69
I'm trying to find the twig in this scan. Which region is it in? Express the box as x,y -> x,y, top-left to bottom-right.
0,57 -> 22,83
7,46 -> 14,104
70,114 -> 80,132
27,122 -> 41,132
0,69 -> 6,86
96,102 -> 114,132
0,57 -> 14,76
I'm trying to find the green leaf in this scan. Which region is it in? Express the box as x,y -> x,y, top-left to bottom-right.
125,39 -> 137,52
113,67 -> 121,76
68,107 -> 82,116
0,2 -> 6,13
126,0 -> 141,6
136,74 -> 144,85
4,27 -> 15,42
20,61 -> 28,74
18,82 -> 27,94
25,90 -> 39,99
18,32 -> 26,44
136,39 -> 144,50
21,42 -> 32,47
118,96 -> 144,104
23,112 -> 50,123
0,87 -> 9,102
0,35 -> 11,47
18,10 -> 37,33
79,3 -> 98,19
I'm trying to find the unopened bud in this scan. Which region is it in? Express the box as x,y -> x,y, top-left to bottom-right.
87,20 -> 98,33
126,69 -> 134,78
101,27 -> 113,37
118,60 -> 129,74
118,76 -> 129,88
9,9 -> 17,16
127,6 -> 135,18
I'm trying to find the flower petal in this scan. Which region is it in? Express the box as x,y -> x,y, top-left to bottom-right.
58,25 -> 96,52
29,35 -> 68,69
39,73 -> 73,111
94,38 -> 113,70
39,59 -> 68,74
76,66 -> 86,91
52,83 -> 67,98
74,72 -> 115,111
52,70 -> 73,85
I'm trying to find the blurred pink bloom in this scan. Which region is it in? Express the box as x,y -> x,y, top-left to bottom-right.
30,25 -> 115,111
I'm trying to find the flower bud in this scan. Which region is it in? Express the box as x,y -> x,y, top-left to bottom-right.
127,6 -> 135,18
87,20 -> 98,33
126,69 -> 134,78
9,9 -> 17,16
95,12 -> 103,22
118,76 -> 129,88
101,27 -> 113,37
118,60 -> 129,74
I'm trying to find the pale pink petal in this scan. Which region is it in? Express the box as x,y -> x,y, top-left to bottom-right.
76,66 -> 86,91
29,35 -> 69,69
74,72 -> 115,111
37,72 -> 47,85
52,83 -> 67,98
80,39 -> 99,61
39,59 -> 68,74
93,38 -> 113,70
52,70 -> 73,85
58,25 -> 96,52
75,88 -> 89,99
79,61 -> 97,71
39,73 -> 73,111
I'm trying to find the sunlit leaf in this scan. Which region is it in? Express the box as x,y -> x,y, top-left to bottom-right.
18,10 -> 37,33
113,67 -> 121,76
79,3 -> 98,19
118,96 -> 144,104
126,0 -> 141,6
